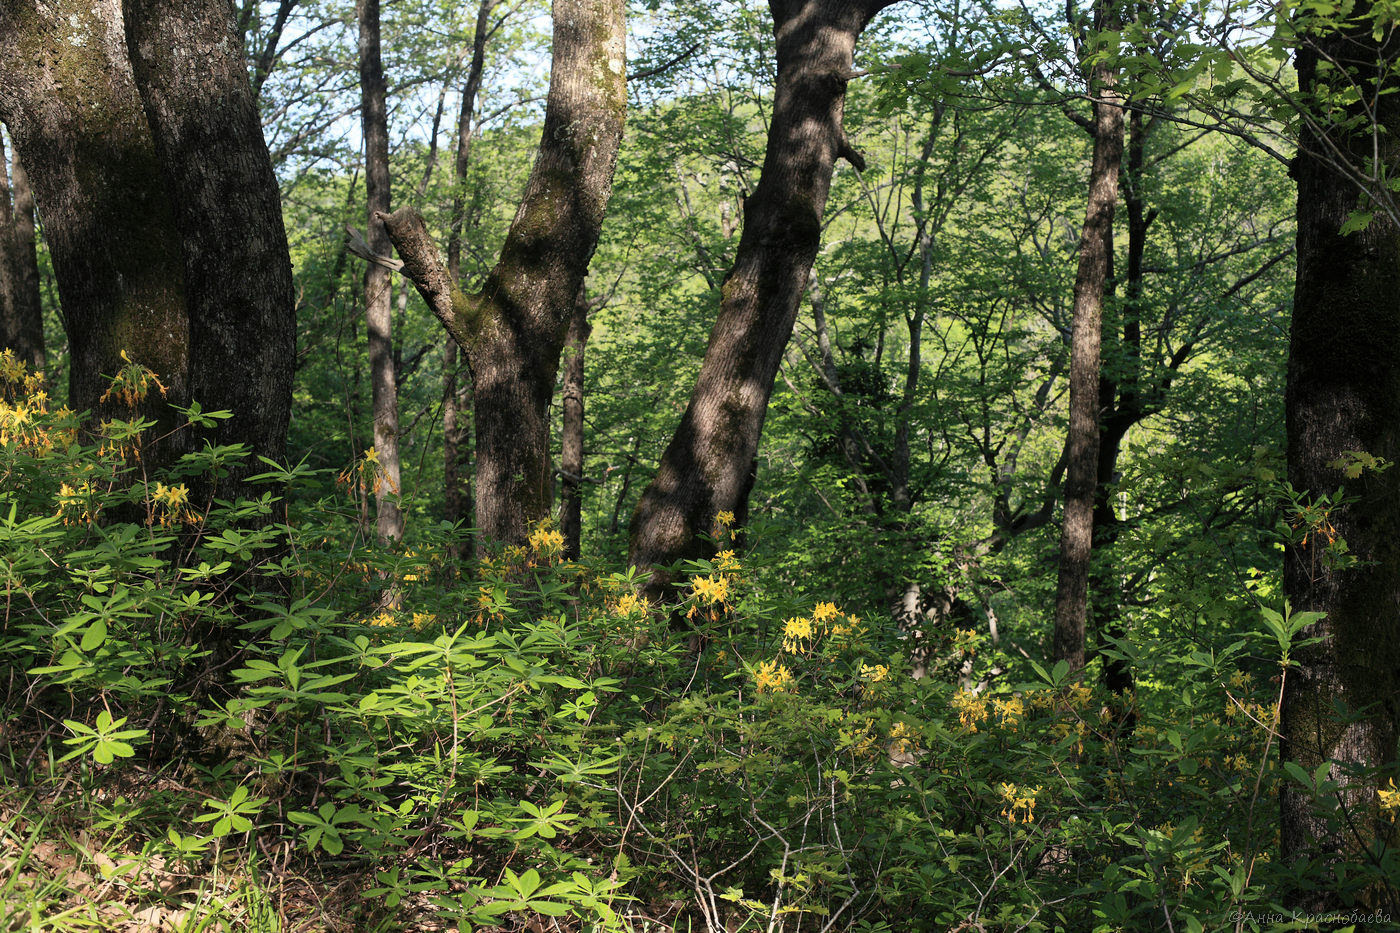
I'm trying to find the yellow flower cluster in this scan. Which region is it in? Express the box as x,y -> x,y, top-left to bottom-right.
528,524 -> 565,559
715,549 -> 740,571
99,351 -> 168,408
715,510 -> 735,528
781,614 -> 814,653
993,696 -> 1024,729
411,612 -> 436,631
612,591 -> 645,618
952,688 -> 987,732
753,659 -> 792,693
57,481 -> 100,527
686,572 -> 735,622
1380,778 -> 1400,818
337,446 -> 400,501
148,481 -> 200,527
889,721 -> 918,756
0,352 -> 60,453
999,782 -> 1040,824
860,663 -> 889,683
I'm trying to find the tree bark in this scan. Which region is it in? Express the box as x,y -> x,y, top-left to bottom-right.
122,0 -> 296,500
0,0 -> 191,463
559,288 -> 590,560
1052,44 -> 1124,676
1281,6 -> 1400,909
0,130 -> 17,363
357,0 -> 404,542
7,144 -> 45,372
627,0 -> 902,598
442,0 -> 498,544
1092,104 -> 1151,705
380,0 -> 626,548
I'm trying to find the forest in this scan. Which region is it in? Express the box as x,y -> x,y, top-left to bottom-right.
0,0 -> 1398,929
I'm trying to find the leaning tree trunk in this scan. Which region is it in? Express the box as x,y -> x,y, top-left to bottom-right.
0,0 -> 191,462
357,0 -> 404,542
122,0 -> 296,502
1281,6 -> 1400,911
379,0 -> 626,548
1051,39 -> 1124,677
628,0 -> 903,599
6,144 -> 45,372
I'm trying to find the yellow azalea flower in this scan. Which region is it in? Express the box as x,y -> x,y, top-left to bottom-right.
753,659 -> 791,693
781,615 -> 814,653
993,695 -> 1025,728
999,782 -> 1040,824
367,611 -> 395,628
613,592 -> 644,617
715,549 -> 740,571
812,601 -> 839,623
411,612 -> 436,631
1380,778 -> 1400,816
715,510 -> 735,527
689,573 -> 732,605
528,523 -> 565,556
952,688 -> 987,732
890,721 -> 917,755
861,663 -> 889,683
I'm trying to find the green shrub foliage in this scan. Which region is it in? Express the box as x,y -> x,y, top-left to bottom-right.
0,352 -> 1395,930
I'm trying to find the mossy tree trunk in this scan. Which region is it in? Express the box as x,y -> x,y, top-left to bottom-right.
381,0 -> 626,549
0,0 -> 293,497
356,0 -> 404,542
122,0 -> 295,503
0,0 -> 190,463
1281,5 -> 1400,909
626,0 -> 904,600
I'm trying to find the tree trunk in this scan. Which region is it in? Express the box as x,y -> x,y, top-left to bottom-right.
559,288 -> 590,560
1281,7 -> 1400,909
357,0 -> 404,542
0,0 -> 191,464
0,130 -> 17,362
1092,105 -> 1151,705
122,0 -> 296,500
441,0 -> 497,545
1051,47 -> 1124,676
442,340 -> 471,546
7,145 -> 45,372
380,0 -> 626,548
628,0 -> 902,598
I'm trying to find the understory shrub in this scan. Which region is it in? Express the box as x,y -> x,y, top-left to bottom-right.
1,352 -> 1396,931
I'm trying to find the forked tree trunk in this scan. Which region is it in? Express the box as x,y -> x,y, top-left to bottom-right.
380,0 -> 626,548
123,0 -> 295,502
627,0 -> 902,599
1281,6 -> 1400,909
1052,41 -> 1124,676
0,0 -> 191,464
357,0 -> 404,542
